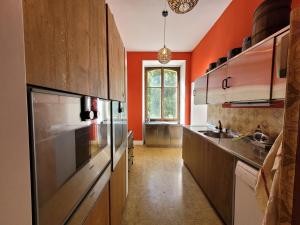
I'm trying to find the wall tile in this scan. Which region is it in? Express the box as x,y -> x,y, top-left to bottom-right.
207,104 -> 284,139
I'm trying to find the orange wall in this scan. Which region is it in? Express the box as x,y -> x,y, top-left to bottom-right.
127,52 -> 191,140
293,0 -> 300,8
191,0 -> 264,81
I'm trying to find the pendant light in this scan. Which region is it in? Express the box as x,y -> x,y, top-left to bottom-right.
167,0 -> 199,14
158,10 -> 172,64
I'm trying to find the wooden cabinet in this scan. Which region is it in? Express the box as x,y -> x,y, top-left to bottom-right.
205,142 -> 235,225
207,65 -> 227,104
107,5 -> 126,102
193,74 -> 208,105
272,31 -> 289,100
23,0 -> 108,98
83,184 -> 110,225
182,128 -> 235,225
110,151 -> 127,225
226,38 -> 274,102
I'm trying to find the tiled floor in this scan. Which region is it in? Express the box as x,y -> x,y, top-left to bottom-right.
121,145 -> 223,225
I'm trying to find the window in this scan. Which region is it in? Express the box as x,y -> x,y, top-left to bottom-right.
145,67 -> 180,121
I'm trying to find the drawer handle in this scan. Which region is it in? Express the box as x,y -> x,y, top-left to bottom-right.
226,76 -> 232,88
222,79 -> 227,90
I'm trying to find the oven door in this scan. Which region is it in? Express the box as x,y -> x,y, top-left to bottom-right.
28,88 -> 111,225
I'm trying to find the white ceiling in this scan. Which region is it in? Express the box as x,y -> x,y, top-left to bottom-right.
106,0 -> 232,52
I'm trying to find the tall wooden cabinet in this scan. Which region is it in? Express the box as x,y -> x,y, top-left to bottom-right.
107,6 -> 126,102
23,0 -> 108,98
110,151 -> 127,225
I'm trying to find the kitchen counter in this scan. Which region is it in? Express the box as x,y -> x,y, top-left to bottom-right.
184,125 -> 267,169
144,121 -> 181,125
144,122 -> 182,147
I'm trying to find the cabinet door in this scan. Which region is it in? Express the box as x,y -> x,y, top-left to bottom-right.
110,151 -> 127,225
272,31 -> 289,100
226,38 -> 274,102
193,135 -> 208,188
83,184 -> 110,225
182,128 -> 192,168
206,143 -> 235,225
23,0 -> 68,90
24,0 -> 108,98
89,0 -> 108,98
207,65 -> 227,104
145,125 -> 158,146
65,0 -> 90,95
194,75 -> 208,105
107,5 -> 126,101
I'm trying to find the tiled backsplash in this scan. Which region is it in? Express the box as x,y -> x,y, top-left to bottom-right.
207,104 -> 284,139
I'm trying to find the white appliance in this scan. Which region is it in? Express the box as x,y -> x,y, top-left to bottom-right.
191,82 -> 207,125
234,161 -> 264,225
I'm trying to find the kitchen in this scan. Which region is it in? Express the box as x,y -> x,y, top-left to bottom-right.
1,0 -> 300,225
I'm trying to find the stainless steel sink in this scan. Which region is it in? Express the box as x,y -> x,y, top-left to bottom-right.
199,130 -> 234,139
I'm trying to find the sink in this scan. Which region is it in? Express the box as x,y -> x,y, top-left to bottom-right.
199,130 -> 234,139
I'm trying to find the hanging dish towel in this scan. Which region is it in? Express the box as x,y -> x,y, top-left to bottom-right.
256,131 -> 283,225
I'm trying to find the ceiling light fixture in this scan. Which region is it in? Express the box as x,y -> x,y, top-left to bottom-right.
157,10 -> 172,64
167,0 -> 199,14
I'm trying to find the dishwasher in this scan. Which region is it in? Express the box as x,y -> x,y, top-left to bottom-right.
234,161 -> 264,225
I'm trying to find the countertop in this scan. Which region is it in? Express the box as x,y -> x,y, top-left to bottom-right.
144,121 -> 182,126
184,125 -> 267,169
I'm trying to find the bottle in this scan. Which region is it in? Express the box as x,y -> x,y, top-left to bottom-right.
255,125 -> 262,133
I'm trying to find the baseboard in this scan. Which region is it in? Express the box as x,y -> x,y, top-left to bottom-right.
133,140 -> 144,145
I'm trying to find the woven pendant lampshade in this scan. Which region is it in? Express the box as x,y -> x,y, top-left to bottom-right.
167,0 -> 199,14
158,46 -> 172,64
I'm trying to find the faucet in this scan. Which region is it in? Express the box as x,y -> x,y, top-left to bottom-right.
218,120 -> 223,133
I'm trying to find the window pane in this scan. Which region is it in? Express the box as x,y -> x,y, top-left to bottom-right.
147,69 -> 161,87
163,88 -> 177,119
164,69 -> 177,87
147,88 -> 161,119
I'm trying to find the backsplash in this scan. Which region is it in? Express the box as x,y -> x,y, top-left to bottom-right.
207,104 -> 284,139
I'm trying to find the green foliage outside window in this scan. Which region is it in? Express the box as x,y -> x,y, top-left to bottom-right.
146,68 -> 179,121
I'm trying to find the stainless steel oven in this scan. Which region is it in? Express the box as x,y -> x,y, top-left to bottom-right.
111,101 -> 127,170
28,88 -> 111,225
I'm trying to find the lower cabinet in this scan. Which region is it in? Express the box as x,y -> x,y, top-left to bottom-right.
145,124 -> 183,147
83,184 -> 110,225
110,151 -> 127,225
182,128 -> 235,225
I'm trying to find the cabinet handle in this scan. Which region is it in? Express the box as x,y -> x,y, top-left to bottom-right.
222,79 -> 226,90
226,76 -> 232,88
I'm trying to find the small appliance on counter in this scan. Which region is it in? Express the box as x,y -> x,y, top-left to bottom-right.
28,88 -> 111,225
244,126 -> 274,151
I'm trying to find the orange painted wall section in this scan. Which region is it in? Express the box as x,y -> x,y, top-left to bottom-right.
127,52 -> 192,140
293,0 -> 300,8
191,0 -> 264,81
